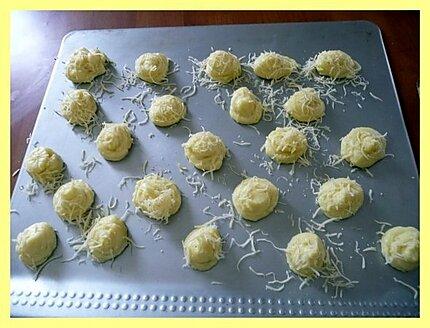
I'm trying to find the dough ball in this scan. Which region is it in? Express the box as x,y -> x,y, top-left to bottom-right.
135,52 -> 169,84
264,127 -> 308,164
65,47 -> 108,83
60,89 -> 97,126
314,50 -> 361,79
232,176 -> 279,221
285,232 -> 326,277
24,147 -> 63,186
284,88 -> 325,122
149,95 -> 187,127
86,215 -> 128,263
253,51 -> 298,80
183,131 -> 227,171
132,174 -> 181,222
183,225 -> 222,271
317,177 -> 364,219
53,179 -> 94,223
205,50 -> 241,84
15,222 -> 57,269
341,127 -> 387,168
96,123 -> 133,161
381,226 -> 419,272
229,87 -> 263,124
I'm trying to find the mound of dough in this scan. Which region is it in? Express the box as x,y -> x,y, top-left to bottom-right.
285,232 -> 326,277
264,127 -> 308,164
86,215 -> 128,263
96,123 -> 133,161
232,176 -> 279,221
284,88 -> 325,122
229,87 -> 263,124
149,95 -> 187,127
53,179 -> 94,223
183,225 -> 222,271
132,174 -> 181,222
24,147 -> 63,187
205,50 -> 241,84
341,127 -> 387,168
60,89 -> 97,127
381,226 -> 419,272
15,222 -> 57,270
253,52 -> 298,80
135,52 -> 169,84
65,47 -> 108,83
317,177 -> 364,219
314,50 -> 361,79
183,131 -> 227,171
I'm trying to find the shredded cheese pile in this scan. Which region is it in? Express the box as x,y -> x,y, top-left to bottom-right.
205,50 -> 242,84
96,123 -> 133,161
65,47 -> 108,83
135,52 -> 169,84
340,127 -> 387,168
132,173 -> 182,222
183,131 -> 227,172
15,222 -> 57,270
149,95 -> 187,127
317,177 -> 364,220
232,176 -> 279,221
183,224 -> 223,271
60,89 -> 98,131
24,147 -> 64,194
252,51 -> 299,80
53,179 -> 95,227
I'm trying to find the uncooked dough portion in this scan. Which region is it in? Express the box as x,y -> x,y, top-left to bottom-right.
286,232 -> 326,277
149,95 -> 186,127
183,225 -> 222,271
60,89 -> 97,127
314,50 -> 361,79
86,215 -> 128,263
205,50 -> 241,84
264,127 -> 308,164
232,176 -> 279,221
183,131 -> 227,171
253,52 -> 298,80
341,127 -> 387,168
284,88 -> 325,122
317,177 -> 364,220
135,52 -> 169,84
96,123 -> 133,161
15,222 -> 57,270
24,147 -> 63,187
132,174 -> 181,222
229,87 -> 263,124
65,47 -> 108,83
53,179 -> 94,223
381,226 -> 419,272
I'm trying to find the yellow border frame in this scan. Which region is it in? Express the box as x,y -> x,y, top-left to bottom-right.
1,1 -> 426,327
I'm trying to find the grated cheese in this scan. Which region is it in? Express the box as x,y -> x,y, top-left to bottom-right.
393,277 -> 418,299
256,238 -> 286,252
80,150 -> 102,177
118,175 -> 142,190
232,140 -> 252,146
354,241 -> 366,269
265,284 -> 285,292
369,92 -> 383,102
368,189 -> 374,203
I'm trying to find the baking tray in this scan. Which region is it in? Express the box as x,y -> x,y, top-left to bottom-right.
10,21 -> 419,317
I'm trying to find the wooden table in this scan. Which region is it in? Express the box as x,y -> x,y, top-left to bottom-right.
11,11 -> 419,193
